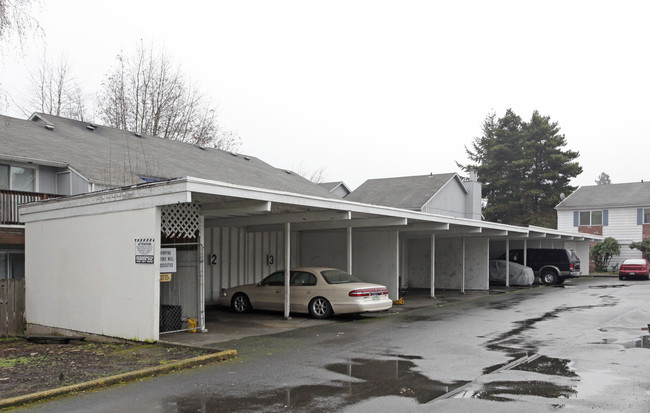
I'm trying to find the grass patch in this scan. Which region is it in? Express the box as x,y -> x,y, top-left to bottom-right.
0,356 -> 45,368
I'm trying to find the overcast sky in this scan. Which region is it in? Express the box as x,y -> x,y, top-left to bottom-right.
1,0 -> 649,191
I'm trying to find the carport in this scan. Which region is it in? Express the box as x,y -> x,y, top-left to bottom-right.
20,177 -> 600,342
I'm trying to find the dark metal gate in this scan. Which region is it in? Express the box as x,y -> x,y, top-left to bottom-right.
159,242 -> 204,334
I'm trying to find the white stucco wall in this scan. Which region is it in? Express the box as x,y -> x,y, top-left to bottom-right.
434,237 -> 464,289
300,230 -> 400,299
464,237 -> 489,290
563,241 -> 590,276
405,238 -> 432,289
299,231 -> 347,270
353,231 -> 400,299
25,207 -> 160,341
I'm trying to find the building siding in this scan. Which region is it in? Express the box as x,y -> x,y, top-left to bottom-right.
558,207 -> 643,267
422,181 -> 467,217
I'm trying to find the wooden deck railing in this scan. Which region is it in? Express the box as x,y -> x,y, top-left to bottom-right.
0,189 -> 61,225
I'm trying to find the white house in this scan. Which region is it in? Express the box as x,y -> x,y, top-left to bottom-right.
556,181 -> 650,267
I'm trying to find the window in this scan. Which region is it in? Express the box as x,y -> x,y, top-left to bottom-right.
645,208 -> 650,224
291,272 -> 317,286
578,210 -> 603,226
0,252 -> 25,279
591,211 -> 603,226
0,164 -> 35,192
0,164 -> 8,189
261,271 -> 286,286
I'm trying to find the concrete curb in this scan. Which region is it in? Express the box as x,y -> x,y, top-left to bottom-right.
0,349 -> 237,410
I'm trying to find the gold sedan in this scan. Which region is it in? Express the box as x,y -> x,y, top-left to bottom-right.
218,267 -> 393,319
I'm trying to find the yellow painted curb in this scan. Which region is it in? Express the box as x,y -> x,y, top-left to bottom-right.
0,349 -> 237,410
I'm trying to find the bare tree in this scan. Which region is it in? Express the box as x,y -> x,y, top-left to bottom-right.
294,162 -> 328,183
97,43 -> 240,151
0,0 -> 40,49
1,0 -> 42,108
28,53 -> 87,120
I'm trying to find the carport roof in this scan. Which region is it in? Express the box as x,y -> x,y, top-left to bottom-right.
19,176 -> 603,242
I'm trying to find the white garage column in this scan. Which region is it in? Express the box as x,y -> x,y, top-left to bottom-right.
347,226 -> 353,273
284,222 -> 291,320
430,234 -> 436,298
462,237 -> 466,294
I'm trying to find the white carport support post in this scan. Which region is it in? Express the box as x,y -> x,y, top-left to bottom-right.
347,226 -> 352,273
462,237 -> 466,294
199,215 -> 206,332
284,222 -> 291,320
430,234 -> 436,298
505,239 -> 510,287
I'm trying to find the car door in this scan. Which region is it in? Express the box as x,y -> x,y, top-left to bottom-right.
253,271 -> 286,310
289,271 -> 317,312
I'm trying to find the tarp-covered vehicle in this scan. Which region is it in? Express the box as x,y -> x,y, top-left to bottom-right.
489,260 -> 534,286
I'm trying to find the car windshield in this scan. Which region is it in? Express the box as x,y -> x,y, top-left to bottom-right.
623,259 -> 646,265
321,269 -> 363,284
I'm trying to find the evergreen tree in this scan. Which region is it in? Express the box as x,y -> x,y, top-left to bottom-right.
460,109 -> 582,227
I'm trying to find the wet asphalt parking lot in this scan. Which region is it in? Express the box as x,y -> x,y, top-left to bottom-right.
18,276 -> 650,412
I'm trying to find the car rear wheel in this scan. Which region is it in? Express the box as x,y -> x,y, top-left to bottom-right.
541,270 -> 559,285
309,297 -> 333,319
231,293 -> 251,313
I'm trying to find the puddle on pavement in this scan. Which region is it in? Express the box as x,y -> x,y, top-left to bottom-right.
478,299 -> 622,401
461,380 -> 577,401
161,357 -> 468,412
588,284 -> 630,289
511,355 -> 578,377
589,335 -> 650,349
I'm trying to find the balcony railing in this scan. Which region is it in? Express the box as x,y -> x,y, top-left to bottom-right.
0,189 -> 61,225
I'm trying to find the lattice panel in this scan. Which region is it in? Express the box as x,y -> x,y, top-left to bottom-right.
161,203 -> 201,238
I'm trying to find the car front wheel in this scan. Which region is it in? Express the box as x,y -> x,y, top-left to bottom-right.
541,270 -> 559,285
231,293 -> 251,313
309,297 -> 333,319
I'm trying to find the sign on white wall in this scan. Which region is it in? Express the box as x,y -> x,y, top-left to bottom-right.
135,238 -> 155,264
160,248 -> 177,273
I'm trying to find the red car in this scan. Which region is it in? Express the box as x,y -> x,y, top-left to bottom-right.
619,258 -> 650,280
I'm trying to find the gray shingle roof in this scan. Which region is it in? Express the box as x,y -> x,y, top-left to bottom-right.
555,182 -> 650,209
0,113 -> 337,199
345,173 -> 461,210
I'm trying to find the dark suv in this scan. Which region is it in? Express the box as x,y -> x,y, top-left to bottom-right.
499,248 -> 581,285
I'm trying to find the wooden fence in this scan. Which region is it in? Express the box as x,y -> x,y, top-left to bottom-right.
0,279 -> 25,337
